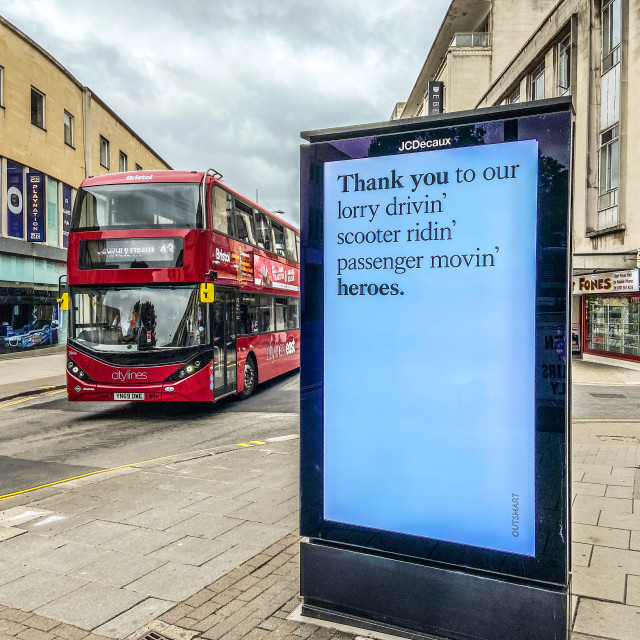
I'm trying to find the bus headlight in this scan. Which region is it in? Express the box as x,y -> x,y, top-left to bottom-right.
165,356 -> 211,382
67,358 -> 96,382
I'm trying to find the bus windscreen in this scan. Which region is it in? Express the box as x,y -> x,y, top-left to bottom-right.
71,286 -> 209,352
72,183 -> 202,231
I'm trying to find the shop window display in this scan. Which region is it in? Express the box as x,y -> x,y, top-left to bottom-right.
0,300 -> 60,352
586,296 -> 640,357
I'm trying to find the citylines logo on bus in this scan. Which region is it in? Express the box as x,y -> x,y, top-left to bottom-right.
266,338 -> 296,362
112,370 -> 148,381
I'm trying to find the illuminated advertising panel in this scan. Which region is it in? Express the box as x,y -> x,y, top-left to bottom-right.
300,100 -> 572,598
323,141 -> 538,555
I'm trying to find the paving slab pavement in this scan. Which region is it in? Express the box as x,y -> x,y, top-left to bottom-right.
0,355 -> 639,638
0,352 -> 66,401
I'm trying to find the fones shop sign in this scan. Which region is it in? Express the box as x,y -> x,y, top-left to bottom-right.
572,270 -> 639,294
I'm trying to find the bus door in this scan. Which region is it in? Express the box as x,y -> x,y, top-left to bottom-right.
212,289 -> 237,398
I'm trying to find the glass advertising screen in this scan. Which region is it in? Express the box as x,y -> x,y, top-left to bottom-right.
300,102 -> 572,587
323,141 -> 538,556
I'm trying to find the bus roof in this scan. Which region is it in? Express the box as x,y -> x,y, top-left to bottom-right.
80,171 -> 299,233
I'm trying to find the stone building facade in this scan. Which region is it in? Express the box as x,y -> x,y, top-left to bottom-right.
394,0 -> 640,364
0,15 -> 170,352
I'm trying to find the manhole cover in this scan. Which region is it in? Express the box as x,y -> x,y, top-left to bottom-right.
597,435 -> 640,443
589,393 -> 626,399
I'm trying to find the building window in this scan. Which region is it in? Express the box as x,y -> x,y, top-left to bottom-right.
530,64 -> 545,100
599,124 -> 619,211
0,66 -> 4,107
508,87 -> 520,104
64,111 -> 74,146
135,163 -> 142,171
31,87 -> 45,128
119,151 -> 128,172
602,0 -> 621,72
100,136 -> 110,169
557,37 -> 571,96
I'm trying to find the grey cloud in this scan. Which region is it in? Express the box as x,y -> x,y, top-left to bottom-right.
1,0 -> 450,224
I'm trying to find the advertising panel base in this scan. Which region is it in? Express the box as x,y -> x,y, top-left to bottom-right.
300,539 -> 569,640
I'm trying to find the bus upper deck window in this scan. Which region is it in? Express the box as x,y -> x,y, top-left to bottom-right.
254,211 -> 273,252
211,187 -> 235,237
234,200 -> 256,245
272,222 -> 286,257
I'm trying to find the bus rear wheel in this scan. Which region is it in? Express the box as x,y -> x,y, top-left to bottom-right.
239,355 -> 257,399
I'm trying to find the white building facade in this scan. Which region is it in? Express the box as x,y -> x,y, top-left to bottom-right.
395,0 -> 639,365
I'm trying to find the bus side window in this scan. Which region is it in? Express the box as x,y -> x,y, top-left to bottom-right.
272,222 -> 286,257
275,298 -> 287,331
284,227 -> 297,261
286,298 -> 299,329
234,200 -> 256,245
239,294 -> 259,334
254,210 -> 273,252
210,187 -> 235,237
258,295 -> 274,332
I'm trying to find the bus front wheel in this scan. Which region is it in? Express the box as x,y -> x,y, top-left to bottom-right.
239,355 -> 257,399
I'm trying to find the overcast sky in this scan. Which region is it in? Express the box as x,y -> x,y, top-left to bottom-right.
2,1 -> 449,225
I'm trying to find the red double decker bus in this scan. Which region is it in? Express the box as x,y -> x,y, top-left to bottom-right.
64,169 -> 300,403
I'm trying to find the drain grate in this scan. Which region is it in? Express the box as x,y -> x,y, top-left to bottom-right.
138,633 -> 173,640
589,392 -> 626,399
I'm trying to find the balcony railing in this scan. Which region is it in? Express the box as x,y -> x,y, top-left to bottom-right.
450,32 -> 491,48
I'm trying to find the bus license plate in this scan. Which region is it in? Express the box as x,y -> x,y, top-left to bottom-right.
114,393 -> 145,401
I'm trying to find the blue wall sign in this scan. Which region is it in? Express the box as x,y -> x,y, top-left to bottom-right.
27,172 -> 45,242
62,184 -> 72,249
7,162 -> 24,239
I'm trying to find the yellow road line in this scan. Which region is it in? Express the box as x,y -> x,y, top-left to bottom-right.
0,439 -> 267,502
0,397 -> 35,409
46,389 -> 66,396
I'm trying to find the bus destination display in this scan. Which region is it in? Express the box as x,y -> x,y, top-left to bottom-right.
323,140 -> 539,556
80,237 -> 184,270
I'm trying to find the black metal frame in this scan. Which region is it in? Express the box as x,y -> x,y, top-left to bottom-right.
300,98 -> 572,602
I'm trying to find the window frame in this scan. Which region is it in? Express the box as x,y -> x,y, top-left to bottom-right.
31,86 -> 45,129
598,124 -> 620,211
557,36 -> 571,96
0,66 -> 4,108
602,0 -> 621,73
99,136 -> 110,169
530,63 -> 545,101
63,110 -> 74,147
119,151 -> 128,172
508,87 -> 520,104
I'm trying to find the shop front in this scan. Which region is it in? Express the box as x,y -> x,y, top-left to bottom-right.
0,285 -> 63,353
574,270 -> 640,362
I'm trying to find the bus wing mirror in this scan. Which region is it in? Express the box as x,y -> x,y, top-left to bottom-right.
200,283 -> 215,303
57,292 -> 69,311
